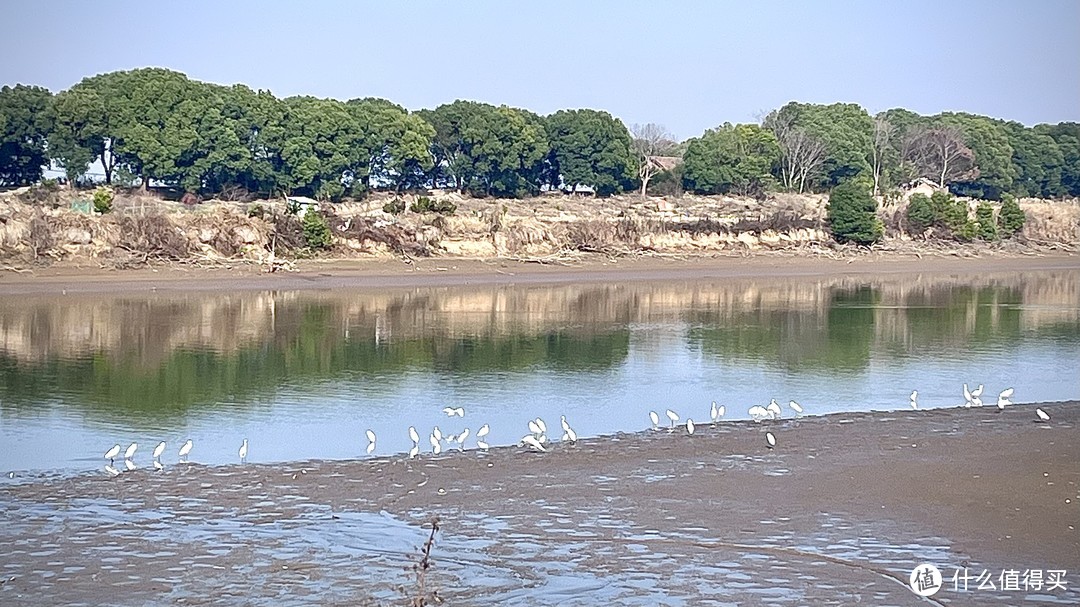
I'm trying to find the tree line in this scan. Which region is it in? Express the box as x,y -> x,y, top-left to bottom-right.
1,68 -> 1077,202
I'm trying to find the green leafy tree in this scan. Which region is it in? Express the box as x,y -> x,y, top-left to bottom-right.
302,210 -> 332,249
346,98 -> 434,192
975,201 -> 998,240
1035,122 -> 1080,197
938,112 -> 1017,200
997,193 -> 1025,237
906,193 -> 934,233
545,109 -> 636,196
826,181 -> 883,245
1005,122 -> 1064,198
766,102 -> 874,189
682,123 -> 779,196
0,84 -> 53,185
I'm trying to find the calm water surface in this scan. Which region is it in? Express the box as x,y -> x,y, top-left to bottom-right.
1,269 -> 1078,473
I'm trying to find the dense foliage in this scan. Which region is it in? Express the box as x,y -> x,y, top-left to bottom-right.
1,67 -> 1077,202
826,181 -> 883,245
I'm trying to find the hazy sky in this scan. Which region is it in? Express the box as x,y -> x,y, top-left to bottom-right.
3,0 -> 1077,139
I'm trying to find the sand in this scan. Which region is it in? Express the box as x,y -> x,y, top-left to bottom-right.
1,402 -> 1077,606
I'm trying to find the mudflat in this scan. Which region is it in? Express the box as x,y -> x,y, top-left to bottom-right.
1,402 -> 1076,605
2,251 -> 1079,295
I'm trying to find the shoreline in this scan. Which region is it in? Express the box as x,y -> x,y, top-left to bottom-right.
2,401 -> 1077,605
2,251 -> 1078,295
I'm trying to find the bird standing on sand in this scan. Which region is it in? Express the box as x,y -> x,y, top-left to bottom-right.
519,435 -> 547,452
963,383 -> 973,407
649,411 -> 660,430
153,441 -> 166,464
429,432 -> 442,455
910,390 -> 918,409
686,419 -> 695,435
238,439 -> 248,463
766,399 -> 782,419
765,431 -> 777,449
789,400 -> 804,416
749,405 -> 769,422
1036,408 -> 1051,422
997,388 -> 1014,410
409,426 -> 420,446
178,439 -> 193,461
710,402 -> 720,425
366,429 -> 377,454
457,428 -> 470,450
560,415 -> 578,443
124,443 -> 138,463
476,423 -> 490,450
104,444 -> 121,465
665,409 -> 679,429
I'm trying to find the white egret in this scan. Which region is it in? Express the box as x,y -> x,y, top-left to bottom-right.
519,435 -> 547,452
457,428 -> 470,450
409,426 -> 420,445
665,409 -> 679,429
104,444 -> 121,464
366,430 -> 377,454
477,424 -> 490,440
649,410 -> 660,430
789,400 -> 804,415
125,459 -> 137,471
710,401 -> 720,424
178,439 -> 193,461
561,416 -> 578,443
238,438 -> 248,463
534,417 -> 548,434
408,444 -> 420,459
971,384 -> 984,398
152,441 -> 166,462
124,442 -> 138,460
433,426 -> 443,442
1036,408 -> 1051,422
104,464 -> 120,477
910,390 -> 918,409
686,418 -> 695,435
429,433 -> 441,454
442,407 -> 465,417
997,387 -> 1014,410
477,440 -> 490,450
766,400 -> 782,419
765,431 -> 777,449
971,395 -> 984,407
748,405 -> 769,422
528,419 -> 543,437
963,383 -> 973,407
718,404 -> 725,419
153,461 -> 164,472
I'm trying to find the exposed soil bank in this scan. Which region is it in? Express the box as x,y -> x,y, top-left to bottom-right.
3,251 -> 1078,295
1,402 -> 1077,605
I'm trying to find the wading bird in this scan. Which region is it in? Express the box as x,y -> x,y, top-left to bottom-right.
765,431 -> 777,449
789,400 -> 804,415
104,444 -> 121,465
477,424 -> 490,440
178,439 -> 193,461
366,429 -> 377,454
686,419 -> 695,435
649,410 -> 660,430
963,383 -> 973,407
152,441 -> 166,463
409,426 -> 420,445
238,439 -> 248,463
457,428 -> 470,450
104,464 -> 120,477
997,387 -> 1014,410
748,406 -> 769,422
125,442 -> 138,461
560,415 -> 578,443
429,432 -> 441,455
442,407 -> 465,417
519,435 -> 547,452
710,402 -> 720,424
1036,408 -> 1051,422
766,400 -> 782,419
971,384 -> 984,399
534,417 -> 548,436
665,409 -> 679,429
409,444 -> 420,459
910,390 -> 918,410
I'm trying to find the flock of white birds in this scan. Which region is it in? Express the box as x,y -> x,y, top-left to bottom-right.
99,384 -> 1053,475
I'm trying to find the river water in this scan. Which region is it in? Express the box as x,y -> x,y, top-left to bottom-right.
1,268 -> 1078,473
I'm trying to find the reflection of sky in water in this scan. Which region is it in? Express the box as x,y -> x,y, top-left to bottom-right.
1,272 -> 1079,472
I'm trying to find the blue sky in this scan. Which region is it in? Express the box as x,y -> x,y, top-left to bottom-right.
3,0 -> 1078,139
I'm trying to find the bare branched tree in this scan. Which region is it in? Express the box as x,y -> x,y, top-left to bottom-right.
870,116 -> 894,196
904,126 -> 978,187
764,111 -> 826,193
630,123 -> 676,197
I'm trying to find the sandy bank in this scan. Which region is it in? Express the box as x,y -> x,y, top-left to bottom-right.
1,402 -> 1077,605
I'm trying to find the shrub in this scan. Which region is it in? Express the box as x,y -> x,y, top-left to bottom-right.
92,187 -> 114,214
410,196 -> 456,215
998,193 -> 1026,237
975,202 -> 998,240
383,197 -> 406,215
301,210 -> 332,250
906,193 -> 934,233
826,181 -> 883,245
